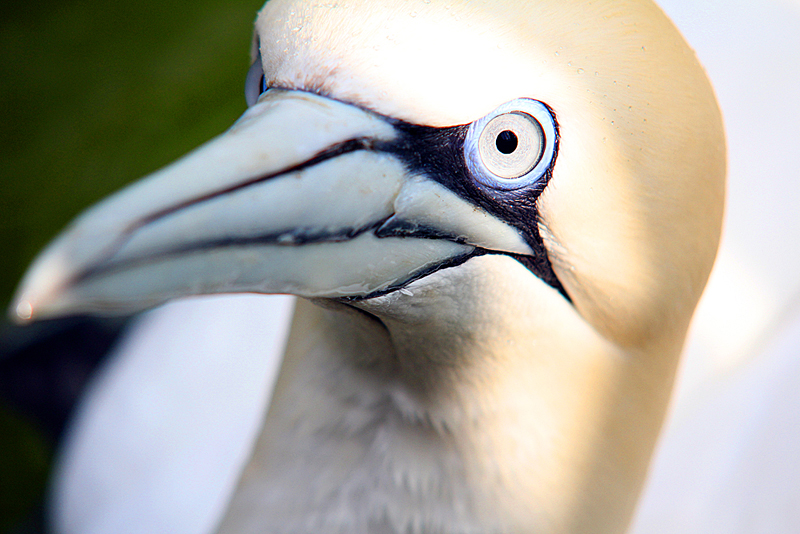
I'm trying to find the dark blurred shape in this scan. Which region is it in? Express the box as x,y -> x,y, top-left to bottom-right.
0,317 -> 128,534
0,403 -> 49,534
0,317 -> 128,442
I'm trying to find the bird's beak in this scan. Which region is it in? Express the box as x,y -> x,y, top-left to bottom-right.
11,90 -> 533,322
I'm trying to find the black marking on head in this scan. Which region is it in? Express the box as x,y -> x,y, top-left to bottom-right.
371,110 -> 567,300
73,218 -> 391,285
374,218 -> 466,244
71,89 -> 566,302
341,250 -> 480,302
133,137 -> 376,232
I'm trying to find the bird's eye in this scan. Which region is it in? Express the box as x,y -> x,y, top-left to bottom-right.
245,53 -> 268,107
465,98 -> 557,191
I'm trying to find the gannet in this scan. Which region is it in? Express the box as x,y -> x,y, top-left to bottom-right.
10,1 -> 725,533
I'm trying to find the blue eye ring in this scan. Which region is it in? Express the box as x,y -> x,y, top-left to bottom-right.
245,53 -> 268,107
464,98 -> 557,191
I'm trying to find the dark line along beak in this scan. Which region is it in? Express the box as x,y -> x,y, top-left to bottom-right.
10,90 -> 533,322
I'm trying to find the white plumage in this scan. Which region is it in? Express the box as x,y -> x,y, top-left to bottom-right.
11,0 -> 800,533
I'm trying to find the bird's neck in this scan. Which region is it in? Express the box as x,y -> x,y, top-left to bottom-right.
217,256 -> 680,534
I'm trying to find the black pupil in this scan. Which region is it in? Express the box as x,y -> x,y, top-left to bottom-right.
496,130 -> 518,154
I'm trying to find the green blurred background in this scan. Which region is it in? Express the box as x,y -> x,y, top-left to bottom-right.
0,1 -> 264,530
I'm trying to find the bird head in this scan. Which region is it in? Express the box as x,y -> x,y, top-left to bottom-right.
11,1 -> 725,531
11,0 -> 724,348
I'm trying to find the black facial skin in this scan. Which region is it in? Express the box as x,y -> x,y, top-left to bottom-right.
72,88 -> 567,303
373,108 -> 567,300
245,40 -> 565,298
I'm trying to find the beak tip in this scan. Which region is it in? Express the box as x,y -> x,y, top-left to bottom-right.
8,286 -> 80,324
9,299 -> 35,324
10,245 -> 77,324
